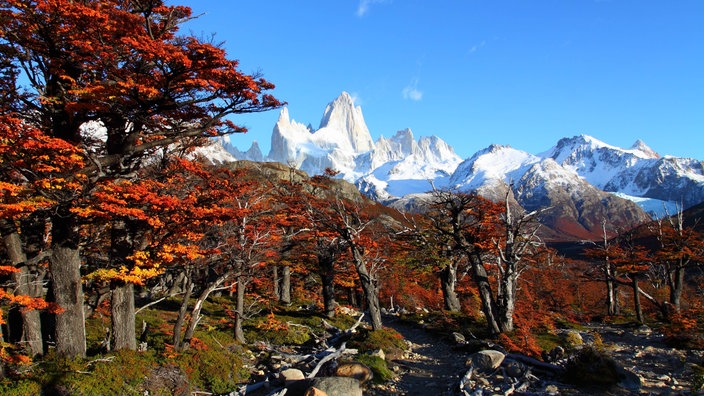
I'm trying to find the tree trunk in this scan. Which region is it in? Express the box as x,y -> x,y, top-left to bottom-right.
319,253 -> 337,319
351,246 -> 382,330
173,278 -> 194,351
234,276 -> 246,344
279,265 -> 291,304
669,266 -> 685,312
321,270 -> 336,319
182,272 -> 233,349
2,229 -> 44,357
272,265 -> 279,299
348,287 -> 358,307
632,277 -> 644,324
49,245 -> 86,357
111,283 -> 136,350
605,263 -> 620,316
440,263 -> 461,312
469,256 -> 501,336
497,272 -> 517,333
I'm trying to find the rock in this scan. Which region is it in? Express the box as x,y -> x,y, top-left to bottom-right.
634,325 -> 652,336
545,345 -> 565,362
451,332 -> 466,344
304,387 -> 328,396
561,330 -> 584,347
334,362 -> 373,383
468,350 -> 505,371
310,377 -> 363,396
617,367 -> 642,391
279,368 -> 306,384
544,384 -> 559,395
369,348 -> 385,360
504,359 -> 526,378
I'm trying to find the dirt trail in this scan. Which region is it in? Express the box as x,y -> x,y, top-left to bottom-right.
379,318 -> 467,395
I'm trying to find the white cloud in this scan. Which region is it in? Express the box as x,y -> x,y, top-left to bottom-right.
357,0 -> 389,17
402,79 -> 423,101
469,40 -> 486,54
350,92 -> 363,106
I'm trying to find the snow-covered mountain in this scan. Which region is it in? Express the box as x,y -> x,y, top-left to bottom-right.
217,92 -> 704,236
443,144 -> 651,239
543,135 -> 704,214
231,92 -> 463,200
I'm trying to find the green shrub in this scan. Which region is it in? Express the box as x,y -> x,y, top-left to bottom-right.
348,328 -> 407,360
29,350 -> 158,396
354,355 -> 394,383
0,379 -> 42,396
175,330 -> 248,394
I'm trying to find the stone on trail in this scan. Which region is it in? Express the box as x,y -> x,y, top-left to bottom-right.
279,368 -> 306,384
467,350 -> 505,371
334,362 -> 373,383
310,377 -> 363,396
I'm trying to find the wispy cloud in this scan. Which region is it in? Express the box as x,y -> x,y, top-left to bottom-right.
357,0 -> 390,17
469,40 -> 486,54
402,78 -> 423,101
350,92 -> 363,106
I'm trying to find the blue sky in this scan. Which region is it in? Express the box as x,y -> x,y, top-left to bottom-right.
176,0 -> 703,160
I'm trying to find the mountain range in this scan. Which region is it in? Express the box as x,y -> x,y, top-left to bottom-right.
204,92 -> 704,241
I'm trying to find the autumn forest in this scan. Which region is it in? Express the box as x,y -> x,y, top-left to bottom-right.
1,1 -> 703,395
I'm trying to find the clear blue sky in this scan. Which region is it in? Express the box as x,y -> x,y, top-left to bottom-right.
176,0 -> 703,160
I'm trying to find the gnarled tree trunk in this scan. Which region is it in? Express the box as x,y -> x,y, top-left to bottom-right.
233,275 -> 247,343
469,255 -> 501,336
2,228 -> 44,357
440,263 -> 461,312
351,246 -> 382,330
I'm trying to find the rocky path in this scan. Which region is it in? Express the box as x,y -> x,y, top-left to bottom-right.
368,320 -> 703,395
373,318 -> 468,395
582,323 -> 703,394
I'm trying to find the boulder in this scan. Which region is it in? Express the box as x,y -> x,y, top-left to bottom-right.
503,359 -> 526,378
468,350 -> 505,371
334,362 -> 373,383
561,330 -> 584,347
304,387 -> 328,396
451,332 -> 466,344
310,377 -> 363,396
279,368 -> 306,384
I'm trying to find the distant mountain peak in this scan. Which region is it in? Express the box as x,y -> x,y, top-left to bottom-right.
215,92 -> 703,227
318,92 -> 374,153
631,139 -> 660,159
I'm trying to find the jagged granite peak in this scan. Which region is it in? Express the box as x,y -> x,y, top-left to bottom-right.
318,91 -> 374,153
224,140 -> 264,162
269,107 -> 323,169
216,93 -> 700,229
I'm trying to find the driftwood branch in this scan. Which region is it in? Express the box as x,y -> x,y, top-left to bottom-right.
307,342 -> 347,379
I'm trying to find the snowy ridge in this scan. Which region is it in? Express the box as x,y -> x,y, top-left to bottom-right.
215,92 -> 703,220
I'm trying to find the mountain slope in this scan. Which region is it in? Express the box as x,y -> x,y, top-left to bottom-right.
216,92 -> 702,240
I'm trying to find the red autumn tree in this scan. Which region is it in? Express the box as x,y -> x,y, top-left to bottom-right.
0,0 -> 282,356
611,228 -> 652,324
0,115 -> 85,357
